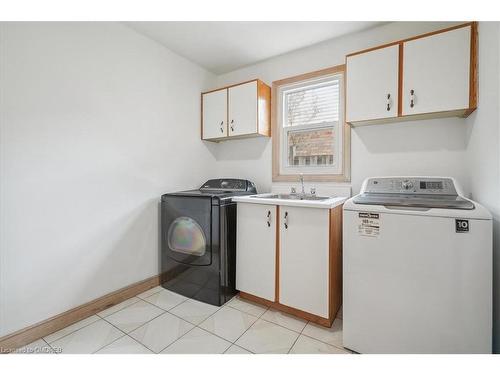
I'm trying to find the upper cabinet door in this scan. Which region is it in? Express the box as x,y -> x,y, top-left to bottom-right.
228,81 -> 258,137
402,26 -> 471,116
202,89 -> 227,140
346,44 -> 399,123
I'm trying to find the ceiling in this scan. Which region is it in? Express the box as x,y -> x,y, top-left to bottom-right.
125,22 -> 384,74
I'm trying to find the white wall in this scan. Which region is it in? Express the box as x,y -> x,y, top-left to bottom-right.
211,22 -> 470,195
465,22 -> 500,353
0,22 -> 217,336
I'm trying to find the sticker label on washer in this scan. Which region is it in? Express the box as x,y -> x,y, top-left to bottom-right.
455,219 -> 469,233
358,213 -> 380,237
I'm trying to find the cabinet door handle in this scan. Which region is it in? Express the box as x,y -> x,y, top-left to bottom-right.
230,119 -> 234,132
220,121 -> 224,133
284,212 -> 288,229
266,210 -> 271,227
386,93 -> 391,111
410,89 -> 415,108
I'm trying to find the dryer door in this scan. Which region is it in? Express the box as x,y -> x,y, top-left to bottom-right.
162,196 -> 212,266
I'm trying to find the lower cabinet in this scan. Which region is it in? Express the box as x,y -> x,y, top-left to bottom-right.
236,203 -> 276,301
235,202 -> 343,327
279,206 -> 330,318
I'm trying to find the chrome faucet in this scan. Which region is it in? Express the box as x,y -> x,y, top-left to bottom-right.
299,174 -> 305,196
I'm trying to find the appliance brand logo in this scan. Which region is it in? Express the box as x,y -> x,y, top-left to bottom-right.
359,213 -> 379,219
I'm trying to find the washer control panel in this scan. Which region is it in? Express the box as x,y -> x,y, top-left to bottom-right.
363,177 -> 457,195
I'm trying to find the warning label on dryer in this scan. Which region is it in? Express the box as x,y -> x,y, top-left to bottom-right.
358,213 -> 380,237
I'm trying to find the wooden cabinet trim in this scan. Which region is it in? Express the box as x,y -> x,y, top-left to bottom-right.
398,42 -> 404,117
202,79 -> 270,141
468,22 -> 478,112
346,22 -> 475,58
346,22 -> 478,125
257,80 -> 272,137
239,291 -> 333,327
201,78 -> 260,95
328,205 -> 343,323
275,205 -> 280,302
239,204 -> 342,328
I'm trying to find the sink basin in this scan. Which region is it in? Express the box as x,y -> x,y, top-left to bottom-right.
251,193 -> 331,201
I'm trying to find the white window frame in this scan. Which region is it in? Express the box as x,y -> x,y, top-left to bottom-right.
278,74 -> 343,176
272,65 -> 350,182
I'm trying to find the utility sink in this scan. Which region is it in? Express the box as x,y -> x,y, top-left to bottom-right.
251,193 -> 331,201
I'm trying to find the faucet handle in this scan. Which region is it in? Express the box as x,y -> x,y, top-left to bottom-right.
310,187 -> 316,196
290,187 -> 297,194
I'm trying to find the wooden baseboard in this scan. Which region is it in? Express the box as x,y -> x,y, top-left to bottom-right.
239,291 -> 335,328
0,274 -> 163,353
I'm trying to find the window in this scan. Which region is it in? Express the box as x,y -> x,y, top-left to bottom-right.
272,65 -> 350,182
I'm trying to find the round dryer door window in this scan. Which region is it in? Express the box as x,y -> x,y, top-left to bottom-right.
167,216 -> 207,257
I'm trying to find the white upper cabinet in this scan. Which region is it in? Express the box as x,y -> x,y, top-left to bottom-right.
345,23 -> 477,126
402,26 -> 471,116
202,88 -> 227,140
228,81 -> 258,137
346,44 -> 399,123
201,79 -> 270,141
279,206 -> 330,318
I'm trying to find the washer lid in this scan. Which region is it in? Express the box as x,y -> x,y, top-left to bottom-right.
353,193 -> 475,210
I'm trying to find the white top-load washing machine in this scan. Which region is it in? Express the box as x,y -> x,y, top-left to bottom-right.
343,177 -> 492,354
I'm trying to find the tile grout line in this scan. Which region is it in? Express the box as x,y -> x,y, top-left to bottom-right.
45,315 -> 105,351
155,323 -> 199,353
48,289 -> 162,347
50,299 -> 165,353
91,313 -> 156,354
134,297 -> 225,354
101,299 -> 166,334
259,311 -> 308,334
135,288 -> 164,301
227,306 -> 270,353
44,293 -> 284,355
287,315 -> 309,354
48,296 -> 157,350
178,297 -> 270,354
224,303 -> 268,319
96,296 -> 143,318
40,291 -> 184,354
47,302 -> 344,354
107,297 -> 223,353
193,326 -> 233,348
299,319 -> 348,352
41,338 -> 58,354
157,299 -> 235,353
222,343 -> 251,354
159,297 -> 265,354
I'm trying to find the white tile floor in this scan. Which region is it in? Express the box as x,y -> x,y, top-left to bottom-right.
14,288 -> 351,354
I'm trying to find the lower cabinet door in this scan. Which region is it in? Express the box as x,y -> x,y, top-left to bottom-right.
236,203 -> 276,301
279,206 -> 330,318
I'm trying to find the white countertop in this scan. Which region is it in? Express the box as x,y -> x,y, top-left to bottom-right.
233,193 -> 348,209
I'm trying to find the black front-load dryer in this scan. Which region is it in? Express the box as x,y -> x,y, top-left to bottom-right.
160,179 -> 256,306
